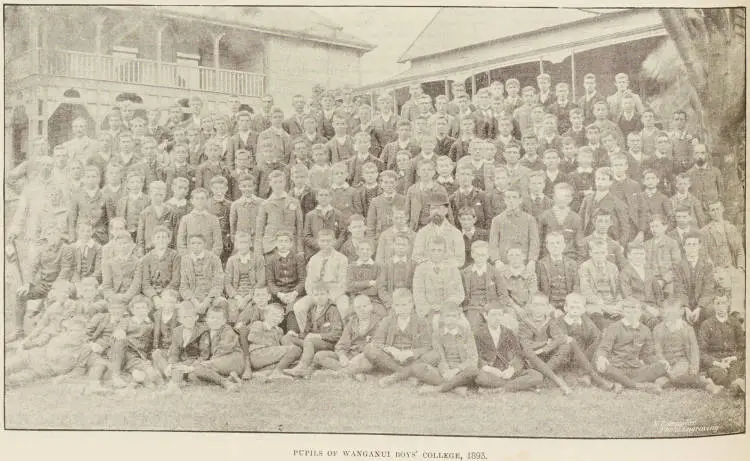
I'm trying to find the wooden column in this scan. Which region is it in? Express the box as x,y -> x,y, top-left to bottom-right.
570,51 -> 576,101
444,80 -> 449,97
212,32 -> 225,70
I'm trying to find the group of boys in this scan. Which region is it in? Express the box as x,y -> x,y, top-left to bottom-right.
5,72 -> 745,398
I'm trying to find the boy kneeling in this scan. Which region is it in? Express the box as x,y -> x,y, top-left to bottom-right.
412,304 -> 479,396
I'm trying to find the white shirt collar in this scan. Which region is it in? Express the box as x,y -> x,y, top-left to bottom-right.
356,259 -> 374,266
392,256 -> 408,264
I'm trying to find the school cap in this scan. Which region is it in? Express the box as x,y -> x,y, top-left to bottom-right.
428,190 -> 450,207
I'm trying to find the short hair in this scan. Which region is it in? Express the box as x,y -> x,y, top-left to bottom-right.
208,301 -> 229,319
188,233 -> 206,243
83,164 -> 102,177
161,288 -> 179,301
191,187 -> 209,198
392,288 -> 413,302
542,148 -> 560,158
361,161 -> 379,173
649,214 -> 666,225
595,166 -> 613,180
178,301 -> 197,317
545,231 -> 565,243
148,180 -> 167,193
537,73 -> 551,82
152,225 -> 171,238
274,229 -> 293,240
331,162 -> 348,173
642,168 -> 660,181
585,124 -> 601,133
457,206 -> 476,218
129,295 -> 153,311
125,170 -> 144,181
588,238 -> 608,251
470,240 -> 489,252
379,170 -> 397,182
553,182 -> 574,195
172,177 -> 189,188
109,217 -> 127,231
349,214 -> 366,225
569,107 -> 584,117
268,170 -> 285,181
565,292 -> 586,306
506,78 -> 520,87
290,163 -> 309,175
317,228 -> 335,239
683,230 -> 702,242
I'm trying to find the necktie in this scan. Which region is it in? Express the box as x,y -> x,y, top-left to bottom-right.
319,256 -> 329,281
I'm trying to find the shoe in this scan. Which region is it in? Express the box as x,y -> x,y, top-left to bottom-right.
267,371 -> 293,381
452,386 -> 468,397
241,366 -> 253,381
161,382 -> 181,395
378,374 -> 399,388
729,378 -> 745,396
111,376 -> 128,389
131,370 -> 146,384
407,376 -> 420,387
5,330 -> 24,343
560,385 -> 573,396
705,382 -> 724,395
83,382 -> 110,395
612,383 -> 623,394
222,380 -> 240,392
577,375 -> 592,387
228,372 -> 243,385
644,383 -> 663,395
282,366 -> 305,377
417,385 -> 439,395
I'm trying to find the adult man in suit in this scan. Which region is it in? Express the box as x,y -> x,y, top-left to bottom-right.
577,74 -> 606,125
227,111 -> 257,167
283,94 -> 307,139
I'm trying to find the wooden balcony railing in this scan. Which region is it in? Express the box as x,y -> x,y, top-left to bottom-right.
8,48 -> 264,97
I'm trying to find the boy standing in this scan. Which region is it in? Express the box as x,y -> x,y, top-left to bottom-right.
366,170 -> 405,240
255,170 -> 304,255
176,188 -> 223,257
489,187 -> 539,268
303,188 -> 347,260
700,200 -> 745,270
229,174 -> 262,249
141,225 -> 181,309
136,180 -> 172,254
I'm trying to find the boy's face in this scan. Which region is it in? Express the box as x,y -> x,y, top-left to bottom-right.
316,190 -> 332,207
586,129 -> 600,144
353,296 -> 374,318
276,236 -> 292,253
303,119 -> 317,134
187,130 -> 200,144
349,221 -> 366,238
79,283 -> 97,301
269,175 -> 285,192
393,238 -> 409,256
291,169 -> 308,186
627,136 -> 642,152
396,154 -> 411,171
83,170 -> 100,188
270,112 -> 284,127
543,118 -> 556,133
173,182 -> 188,199
628,248 -> 645,267
546,235 -> 565,256
238,116 -> 251,132
564,298 -> 586,318
643,173 -> 659,189
570,112 -> 583,127
529,176 -> 545,194
397,124 -> 411,140
457,169 -> 474,187
590,245 -> 608,263
673,113 -> 687,130
362,168 -> 378,185
442,310 -> 461,329
531,107 -> 544,122
180,310 -> 198,329
192,193 -> 208,210
331,167 -> 347,185
641,112 -> 655,126
436,158 -> 453,176
458,213 -> 476,231
318,234 -> 334,251
611,159 -> 627,176
713,297 -> 730,318
594,215 -> 611,234
69,163 -> 83,180
507,248 -> 524,267
543,152 -> 560,169
417,163 -> 435,181
355,136 -> 371,154
594,172 -> 612,190
469,144 -> 482,160
380,175 -> 396,194
553,189 -> 572,208
173,147 -> 188,163
189,237 -> 205,255
206,145 -> 220,161
504,191 -> 521,210
675,177 -> 690,193
150,188 -> 166,204
470,245 -> 488,264
498,119 -> 511,135
583,77 -> 596,92
131,120 -> 146,136
602,136 -> 617,152
254,288 -> 271,307
493,171 -> 509,189
507,83 -> 519,95
153,231 -> 170,250
561,143 -> 576,159
392,295 -> 413,316
529,300 -> 549,320
333,118 -> 347,133
593,104 -> 607,120
119,137 -> 134,153
504,149 -> 520,164
436,119 -> 448,135
577,150 -> 593,167
485,309 -> 505,329
428,242 -> 445,263
313,149 -> 328,164
132,302 -> 150,321
460,120 -> 474,136
356,242 -> 372,261
127,176 -> 143,193
650,220 -> 666,236
311,288 -> 329,307
236,155 -> 252,170
169,108 -> 182,123
392,210 -> 407,228
206,309 -> 227,331
675,211 -> 691,229
234,234 -> 251,253
522,90 -> 536,105
264,307 -> 284,326
420,140 -> 436,156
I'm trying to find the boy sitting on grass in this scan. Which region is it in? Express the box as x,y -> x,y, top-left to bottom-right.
412,304 -> 479,397
313,294 -> 381,381
109,295 -> 162,390
164,301 -> 210,393
244,303 -> 300,382
284,282 -> 344,378
187,302 -> 243,392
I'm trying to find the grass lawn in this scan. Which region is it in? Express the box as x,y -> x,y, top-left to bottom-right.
4,376 -> 745,437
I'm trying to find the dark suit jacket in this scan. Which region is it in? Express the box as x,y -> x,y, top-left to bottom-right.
471,110 -> 498,140
674,257 -> 716,310
227,132 -> 257,166
474,323 -> 528,371
283,115 -> 305,139
537,256 -> 580,301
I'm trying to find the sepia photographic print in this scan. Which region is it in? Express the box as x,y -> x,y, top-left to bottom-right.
2,3 -> 746,445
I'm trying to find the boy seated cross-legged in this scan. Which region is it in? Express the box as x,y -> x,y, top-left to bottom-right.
312,294 -> 382,381
473,302 -> 545,393
109,295 -> 163,390
244,303 -> 301,382
235,287 -> 271,379
187,302 -> 244,391
364,288 -> 439,388
163,301 -> 210,393
284,281 -> 344,379
411,304 -> 479,397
